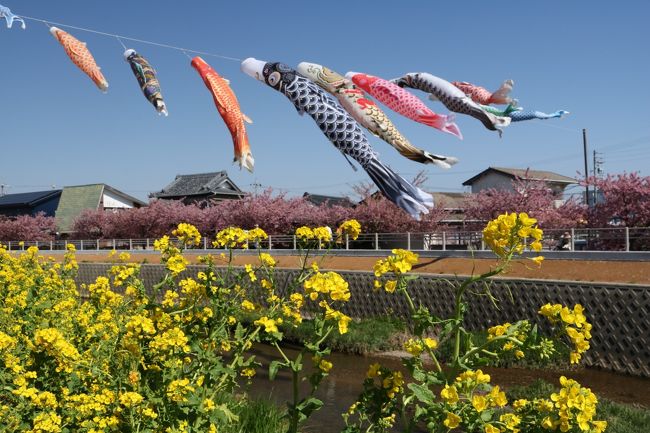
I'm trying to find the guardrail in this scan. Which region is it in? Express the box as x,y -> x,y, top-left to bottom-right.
3,227 -> 650,252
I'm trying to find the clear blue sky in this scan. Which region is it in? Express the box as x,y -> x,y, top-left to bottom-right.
1,0 -> 648,202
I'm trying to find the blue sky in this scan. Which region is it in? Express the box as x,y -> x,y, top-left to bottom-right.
1,0 -> 648,202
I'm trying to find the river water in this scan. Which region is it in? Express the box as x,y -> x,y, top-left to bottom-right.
244,343 -> 650,433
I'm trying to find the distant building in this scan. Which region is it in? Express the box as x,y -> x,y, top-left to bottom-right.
462,167 -> 577,197
431,192 -> 474,226
150,171 -> 245,205
303,193 -> 354,208
55,184 -> 146,234
0,190 -> 62,218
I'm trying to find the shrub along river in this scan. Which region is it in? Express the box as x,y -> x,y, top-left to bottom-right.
245,343 -> 650,433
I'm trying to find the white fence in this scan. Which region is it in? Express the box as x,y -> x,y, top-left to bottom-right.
4,227 -> 650,252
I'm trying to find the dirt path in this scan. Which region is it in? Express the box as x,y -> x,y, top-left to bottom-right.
69,252 -> 650,285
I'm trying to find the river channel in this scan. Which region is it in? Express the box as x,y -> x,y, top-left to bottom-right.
244,343 -> 650,433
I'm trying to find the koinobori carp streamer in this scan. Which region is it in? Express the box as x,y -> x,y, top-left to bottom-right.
192,56 -> 254,172
49,26 -> 108,92
298,62 -> 459,168
242,58 -> 434,220
124,49 -> 168,116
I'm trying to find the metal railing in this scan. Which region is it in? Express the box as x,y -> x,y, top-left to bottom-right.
3,227 -> 650,252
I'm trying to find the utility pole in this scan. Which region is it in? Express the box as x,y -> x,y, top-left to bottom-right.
593,150 -> 604,178
583,128 -> 590,207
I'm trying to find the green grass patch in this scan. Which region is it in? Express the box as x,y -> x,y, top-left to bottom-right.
221,395 -> 288,433
281,316 -> 407,355
506,379 -> 650,433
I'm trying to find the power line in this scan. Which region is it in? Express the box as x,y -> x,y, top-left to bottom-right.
19,15 -> 242,62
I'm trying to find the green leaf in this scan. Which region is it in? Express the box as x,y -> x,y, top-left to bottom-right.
215,403 -> 239,423
407,383 -> 435,405
480,409 -> 495,422
296,397 -> 324,421
269,360 -> 283,380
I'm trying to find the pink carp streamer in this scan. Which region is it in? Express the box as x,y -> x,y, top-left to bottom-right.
346,72 -> 462,139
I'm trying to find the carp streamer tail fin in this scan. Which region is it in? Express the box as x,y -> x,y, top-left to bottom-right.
418,113 -> 463,140
422,152 -> 459,169
365,158 -> 434,220
489,79 -> 514,105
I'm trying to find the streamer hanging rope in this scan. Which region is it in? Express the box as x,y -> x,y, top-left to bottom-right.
19,14 -> 242,62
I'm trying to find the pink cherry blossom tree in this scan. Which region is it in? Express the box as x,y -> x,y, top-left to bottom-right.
0,213 -> 56,242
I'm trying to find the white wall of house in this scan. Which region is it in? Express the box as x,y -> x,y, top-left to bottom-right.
469,172 -> 516,193
103,190 -> 136,209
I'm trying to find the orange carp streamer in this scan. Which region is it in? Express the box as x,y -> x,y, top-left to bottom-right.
50,26 -> 108,92
191,56 -> 254,172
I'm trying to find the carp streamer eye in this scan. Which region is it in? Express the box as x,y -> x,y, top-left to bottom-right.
277,63 -> 291,73
268,71 -> 281,87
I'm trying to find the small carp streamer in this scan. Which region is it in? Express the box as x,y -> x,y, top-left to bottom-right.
298,62 -> 458,168
452,80 -> 515,106
124,49 -> 168,116
49,26 -> 108,92
242,58 -> 434,220
192,56 -> 254,172
0,4 -> 25,29
480,104 -> 569,122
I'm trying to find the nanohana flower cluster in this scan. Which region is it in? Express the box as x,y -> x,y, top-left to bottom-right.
1,215 -> 608,433
539,303 -> 593,364
344,213 -> 605,433
483,212 -> 545,265
373,248 -> 419,293
0,222 -> 336,433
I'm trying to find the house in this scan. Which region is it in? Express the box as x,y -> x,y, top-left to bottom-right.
462,167 -> 577,197
0,189 -> 62,218
303,193 -> 354,208
150,171 -> 245,205
431,192 -> 474,226
55,184 -> 146,234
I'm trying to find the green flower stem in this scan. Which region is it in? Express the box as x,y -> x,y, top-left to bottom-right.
214,326 -> 261,392
315,325 -> 334,348
289,368 -> 300,433
424,346 -> 443,373
460,336 -> 522,365
453,265 -> 507,364
273,340 -> 292,365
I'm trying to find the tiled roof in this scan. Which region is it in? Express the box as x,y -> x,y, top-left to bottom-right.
0,190 -> 62,208
431,192 -> 471,209
151,171 -> 244,198
462,167 -> 577,186
303,193 -> 354,208
55,184 -> 104,233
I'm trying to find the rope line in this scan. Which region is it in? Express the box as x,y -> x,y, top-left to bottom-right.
20,15 -> 242,62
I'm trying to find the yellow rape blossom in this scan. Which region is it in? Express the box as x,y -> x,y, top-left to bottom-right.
482,212 -> 545,265
254,316 -> 279,334
337,219 -> 361,241
443,412 -> 461,429
119,392 -> 143,407
440,385 -> 459,404
214,227 -> 249,249
259,253 -> 276,267
172,223 -> 201,247
295,226 -> 314,241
